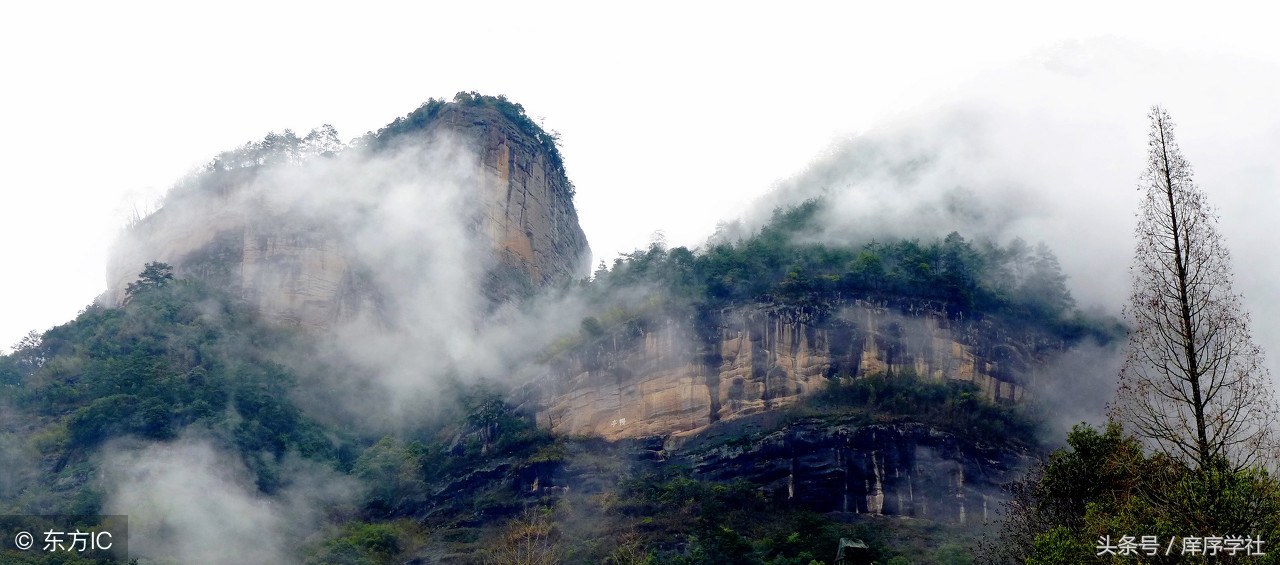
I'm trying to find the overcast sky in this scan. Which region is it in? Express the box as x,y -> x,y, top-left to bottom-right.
1,2 -> 1278,356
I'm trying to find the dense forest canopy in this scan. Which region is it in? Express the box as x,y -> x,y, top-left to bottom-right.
1,272 -> 356,498
583,198 -> 1119,345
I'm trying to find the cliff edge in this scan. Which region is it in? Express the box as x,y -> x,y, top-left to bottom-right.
106,94 -> 591,327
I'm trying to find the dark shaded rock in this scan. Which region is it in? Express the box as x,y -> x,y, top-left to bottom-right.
681,417 -> 1029,524
834,538 -> 873,565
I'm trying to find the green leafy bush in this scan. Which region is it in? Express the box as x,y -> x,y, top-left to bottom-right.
810,371 -> 1039,447
583,199 -> 1120,350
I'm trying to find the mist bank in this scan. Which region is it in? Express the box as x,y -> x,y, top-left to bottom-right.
719,38 -> 1280,382
4,39 -> 1277,561
103,96 -> 598,428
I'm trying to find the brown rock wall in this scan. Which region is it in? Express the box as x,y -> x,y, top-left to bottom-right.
535,303 -> 1039,440
106,102 -> 590,325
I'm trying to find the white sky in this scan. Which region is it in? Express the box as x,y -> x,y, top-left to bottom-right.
1,2 -> 1278,353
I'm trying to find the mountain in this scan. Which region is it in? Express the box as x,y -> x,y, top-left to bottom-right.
0,94 -> 1124,565
532,301 -> 1038,443
106,93 -> 591,327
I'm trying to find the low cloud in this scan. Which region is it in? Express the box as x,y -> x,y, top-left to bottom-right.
102,437 -> 357,565
728,37 -> 1280,390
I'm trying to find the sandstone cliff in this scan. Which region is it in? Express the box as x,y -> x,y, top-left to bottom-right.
421,103 -> 590,295
532,301 -> 1057,441
106,100 -> 590,327
682,416 -> 1026,524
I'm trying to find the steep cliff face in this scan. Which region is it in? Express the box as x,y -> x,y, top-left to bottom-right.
682,417 -> 1025,525
534,301 -> 1055,441
106,101 -> 590,326
422,103 -> 590,295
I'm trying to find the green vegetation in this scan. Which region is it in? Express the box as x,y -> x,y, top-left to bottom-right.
369,91 -> 570,176
0,197 -> 1119,563
1,263 -> 994,562
613,469 -> 840,564
16,100 -> 1258,565
205,124 -> 343,171
0,265 -> 571,561
806,371 -> 1040,448
979,109 -> 1280,565
158,91 -> 571,206
306,521 -> 414,565
983,423 -> 1280,564
586,199 -> 1120,344
0,192 -> 1103,564
0,264 -> 353,511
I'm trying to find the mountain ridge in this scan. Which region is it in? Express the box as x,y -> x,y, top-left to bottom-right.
1,94 -> 1130,564
106,93 -> 591,327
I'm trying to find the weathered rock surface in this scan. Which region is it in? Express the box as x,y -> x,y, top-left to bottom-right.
422,103 -> 590,295
408,415 -> 1022,537
533,301 -> 1058,441
106,102 -> 590,326
680,417 -> 1027,524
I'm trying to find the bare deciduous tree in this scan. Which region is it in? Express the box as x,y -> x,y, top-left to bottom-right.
483,507 -> 563,565
1114,106 -> 1276,472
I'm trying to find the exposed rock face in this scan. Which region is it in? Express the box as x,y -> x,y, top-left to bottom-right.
106,102 -> 590,326
418,416 -> 1024,531
534,301 -> 1057,441
682,417 -> 1026,524
423,104 -> 590,295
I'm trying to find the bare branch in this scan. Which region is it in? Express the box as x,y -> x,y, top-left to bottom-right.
1113,106 -> 1277,479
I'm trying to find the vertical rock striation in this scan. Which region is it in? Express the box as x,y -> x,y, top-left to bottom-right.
533,300 -> 1057,441
106,100 -> 590,326
418,102 -> 591,299
683,419 -> 1025,525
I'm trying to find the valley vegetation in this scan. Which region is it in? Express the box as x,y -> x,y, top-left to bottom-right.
4,103 -> 1272,565
1,196 -> 1105,564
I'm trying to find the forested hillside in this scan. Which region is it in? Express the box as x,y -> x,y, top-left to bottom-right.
2,190 -> 1123,564
8,98 -> 1262,565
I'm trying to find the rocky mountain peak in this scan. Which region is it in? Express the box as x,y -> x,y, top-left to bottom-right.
106,94 -> 591,328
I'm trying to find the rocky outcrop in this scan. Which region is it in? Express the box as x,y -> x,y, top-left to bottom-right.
106,101 -> 590,326
421,415 -> 1025,530
533,301 -> 1059,441
681,417 -> 1027,524
422,103 -> 590,295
